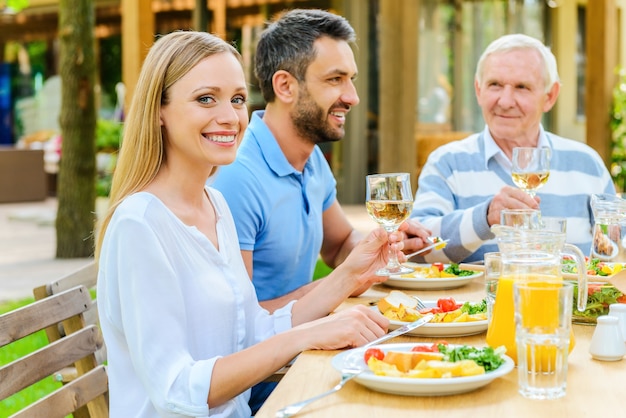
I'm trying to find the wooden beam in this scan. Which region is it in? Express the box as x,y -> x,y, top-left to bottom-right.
586,0 -> 618,164
378,0 -> 418,189
121,0 -> 154,112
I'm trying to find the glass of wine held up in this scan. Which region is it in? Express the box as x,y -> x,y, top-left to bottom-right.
511,147 -> 551,197
365,172 -> 414,276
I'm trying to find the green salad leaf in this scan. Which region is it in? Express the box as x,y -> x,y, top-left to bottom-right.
460,299 -> 487,314
443,263 -> 475,277
436,344 -> 506,372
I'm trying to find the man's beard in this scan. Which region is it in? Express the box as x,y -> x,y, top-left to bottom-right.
292,87 -> 346,145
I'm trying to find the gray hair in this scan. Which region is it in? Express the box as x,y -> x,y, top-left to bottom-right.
254,9 -> 356,103
475,33 -> 560,93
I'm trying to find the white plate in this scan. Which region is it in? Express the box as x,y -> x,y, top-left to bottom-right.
331,343 -> 514,397
385,263 -> 483,290
377,302 -> 488,337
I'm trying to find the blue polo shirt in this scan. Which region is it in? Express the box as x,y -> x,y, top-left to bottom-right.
212,111 -> 337,301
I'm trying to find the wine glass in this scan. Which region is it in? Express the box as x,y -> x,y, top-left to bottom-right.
365,173 -> 414,276
511,147 -> 551,197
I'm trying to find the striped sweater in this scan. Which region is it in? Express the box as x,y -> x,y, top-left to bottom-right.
410,126 -> 615,263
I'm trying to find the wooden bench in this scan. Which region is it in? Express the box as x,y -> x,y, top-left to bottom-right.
33,260 -> 105,383
0,285 -> 108,418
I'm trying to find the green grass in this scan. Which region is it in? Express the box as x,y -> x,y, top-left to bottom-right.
0,297 -> 63,417
313,258 -> 334,280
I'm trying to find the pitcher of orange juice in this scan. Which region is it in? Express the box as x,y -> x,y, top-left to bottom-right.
486,226 -> 588,363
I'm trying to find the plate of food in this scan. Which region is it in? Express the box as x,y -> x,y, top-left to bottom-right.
331,342 -> 513,396
385,262 -> 482,290
562,257 -> 626,281
375,291 -> 488,337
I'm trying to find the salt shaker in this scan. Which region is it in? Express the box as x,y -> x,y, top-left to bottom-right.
608,303 -> 626,343
589,315 -> 626,361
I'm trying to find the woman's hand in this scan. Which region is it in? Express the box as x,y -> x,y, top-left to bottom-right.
292,305 -> 389,351
339,227 -> 405,290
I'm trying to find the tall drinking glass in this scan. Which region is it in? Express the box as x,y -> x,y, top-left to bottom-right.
365,173 -> 414,276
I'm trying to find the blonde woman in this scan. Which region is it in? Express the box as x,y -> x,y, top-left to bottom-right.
95,31 -> 396,417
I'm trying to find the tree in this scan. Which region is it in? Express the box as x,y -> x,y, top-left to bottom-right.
56,0 -> 96,258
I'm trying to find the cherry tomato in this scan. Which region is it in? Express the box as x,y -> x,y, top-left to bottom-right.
617,295 -> 626,303
437,297 -> 460,312
432,262 -> 445,272
364,348 -> 385,362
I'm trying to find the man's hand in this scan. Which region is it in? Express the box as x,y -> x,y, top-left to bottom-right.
398,218 -> 432,256
487,185 -> 540,226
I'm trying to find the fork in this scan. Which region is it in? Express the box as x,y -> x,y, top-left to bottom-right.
274,367 -> 363,418
412,295 -> 427,310
405,239 -> 450,259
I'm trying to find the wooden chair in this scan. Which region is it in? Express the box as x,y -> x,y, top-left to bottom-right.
415,130 -> 470,187
0,285 -> 108,418
33,260 -> 106,383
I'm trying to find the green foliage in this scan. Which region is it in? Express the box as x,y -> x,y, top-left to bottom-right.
7,0 -> 29,11
96,119 -> 123,152
610,68 -> 626,192
95,119 -> 122,197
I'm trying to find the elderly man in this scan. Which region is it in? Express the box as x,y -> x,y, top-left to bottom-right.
401,33 -> 615,263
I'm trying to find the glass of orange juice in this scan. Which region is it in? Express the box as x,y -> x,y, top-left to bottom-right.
514,281 -> 574,400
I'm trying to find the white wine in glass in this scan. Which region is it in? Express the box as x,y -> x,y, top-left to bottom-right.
365,173 -> 414,276
511,147 -> 550,197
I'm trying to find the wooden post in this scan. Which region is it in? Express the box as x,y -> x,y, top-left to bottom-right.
193,0 -> 208,32
121,0 -> 154,111
586,0 -> 617,165
335,0 -> 370,204
209,0 -> 226,39
378,0 -> 419,191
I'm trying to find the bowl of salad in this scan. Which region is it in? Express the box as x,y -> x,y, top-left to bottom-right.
569,281 -> 626,324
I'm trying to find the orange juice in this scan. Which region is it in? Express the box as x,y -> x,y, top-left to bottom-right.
485,276 -> 575,364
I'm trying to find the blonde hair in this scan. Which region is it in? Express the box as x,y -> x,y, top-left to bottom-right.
95,31 -> 241,259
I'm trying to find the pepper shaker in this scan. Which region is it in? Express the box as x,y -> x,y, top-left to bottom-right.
608,303 -> 626,343
589,315 -> 626,361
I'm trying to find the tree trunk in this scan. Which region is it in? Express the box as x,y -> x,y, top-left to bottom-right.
56,0 -> 96,258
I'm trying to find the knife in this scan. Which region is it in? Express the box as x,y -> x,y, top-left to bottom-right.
363,313 -> 434,348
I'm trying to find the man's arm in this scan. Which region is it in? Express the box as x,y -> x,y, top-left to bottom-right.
320,200 -> 362,269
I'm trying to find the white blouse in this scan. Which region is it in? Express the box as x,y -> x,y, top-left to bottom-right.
97,188 -> 294,417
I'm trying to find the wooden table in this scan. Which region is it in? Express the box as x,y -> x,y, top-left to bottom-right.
256,276 -> 626,418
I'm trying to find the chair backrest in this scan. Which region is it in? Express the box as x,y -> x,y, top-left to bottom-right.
0,285 -> 108,418
33,260 -> 106,367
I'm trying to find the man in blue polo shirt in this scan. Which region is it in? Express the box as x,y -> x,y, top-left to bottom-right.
212,8 -> 430,313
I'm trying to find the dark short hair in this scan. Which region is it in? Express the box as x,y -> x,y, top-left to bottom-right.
254,9 -> 356,103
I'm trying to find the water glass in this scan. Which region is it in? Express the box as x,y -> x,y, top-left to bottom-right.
514,281 -> 573,400
500,208 -> 541,229
484,252 -> 501,326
